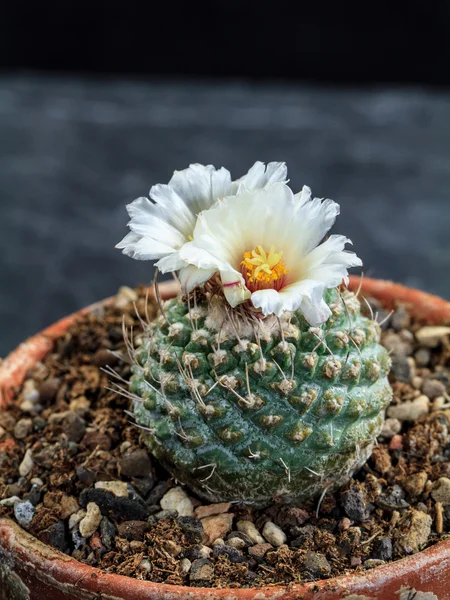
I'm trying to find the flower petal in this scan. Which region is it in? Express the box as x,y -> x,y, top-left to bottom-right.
169,164 -> 232,214
116,233 -> 176,261
178,264 -> 216,293
155,252 -> 187,273
235,161 -> 288,193
220,269 -> 251,307
305,234 -> 362,286
125,197 -> 186,249
251,278 -> 326,317
149,184 -> 196,237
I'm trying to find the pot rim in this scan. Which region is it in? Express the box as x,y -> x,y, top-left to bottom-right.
1,276 -> 450,600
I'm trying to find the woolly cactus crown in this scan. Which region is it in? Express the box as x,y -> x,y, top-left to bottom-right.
117,161 -> 392,506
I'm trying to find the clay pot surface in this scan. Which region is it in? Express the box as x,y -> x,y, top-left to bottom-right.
1,277 -> 450,600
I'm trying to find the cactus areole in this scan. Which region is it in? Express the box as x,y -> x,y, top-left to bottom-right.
117,161 -> 392,506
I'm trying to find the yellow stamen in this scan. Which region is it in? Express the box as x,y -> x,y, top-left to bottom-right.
241,245 -> 289,286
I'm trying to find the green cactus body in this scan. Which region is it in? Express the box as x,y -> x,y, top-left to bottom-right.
130,287 -> 392,506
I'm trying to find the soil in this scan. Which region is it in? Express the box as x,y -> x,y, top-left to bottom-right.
1,286 -> 450,589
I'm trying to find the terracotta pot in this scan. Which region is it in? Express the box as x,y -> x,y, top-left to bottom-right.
1,277 -> 450,600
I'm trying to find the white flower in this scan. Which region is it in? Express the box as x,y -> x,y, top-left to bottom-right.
115,162 -> 287,283
179,183 -> 362,325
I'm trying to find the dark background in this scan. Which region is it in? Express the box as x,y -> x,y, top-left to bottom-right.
1,2 -> 449,356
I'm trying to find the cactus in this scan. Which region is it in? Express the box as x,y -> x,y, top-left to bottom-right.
116,161 -> 393,506
129,286 -> 392,506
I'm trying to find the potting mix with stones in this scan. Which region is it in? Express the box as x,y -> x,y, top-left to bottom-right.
1,161 -> 450,590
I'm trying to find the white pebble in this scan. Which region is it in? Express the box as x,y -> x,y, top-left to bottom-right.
262,521 -> 287,547
160,486 -> 194,517
236,520 -> 265,544
79,502 -> 102,538
179,558 -> 191,574
416,326 -> 450,348
0,496 -> 21,507
19,449 -> 34,477
212,537 -> 224,546
14,500 -> 35,528
22,380 -> 40,404
95,481 -> 128,498
387,395 -> 429,421
68,509 -> 86,530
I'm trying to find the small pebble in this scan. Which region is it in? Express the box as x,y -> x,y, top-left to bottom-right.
80,487 -> 149,521
27,483 -> 42,506
160,486 -> 194,517
389,434 -> 404,451
372,537 -> 393,561
139,558 -> 152,573
404,472 -> 428,497
236,520 -> 265,544
14,500 -> 35,528
338,517 -> 351,532
415,347 -> 431,367
155,509 -> 178,520
262,521 -> 287,547
201,513 -> 233,546
382,332 -> 413,357
38,377 -> 61,404
69,509 -> 86,530
227,536 -> 246,549
213,544 -> 245,563
39,520 -> 69,552
194,502 -> 232,520
248,543 -> 273,561
304,550 -> 331,577
387,395 -> 430,421
431,478 -> 450,505
433,396 -> 446,411
378,417 -> 402,440
95,481 -> 128,498
391,306 -> 411,331
0,496 -> 21,507
364,559 -> 386,569
422,378 -> 446,400
18,449 -> 34,477
14,418 -> 33,440
99,517 -> 116,550
390,356 -> 415,383
341,485 -> 369,521
212,537 -> 224,546
119,448 -> 152,478
179,558 -> 191,574
416,326 -> 450,348
61,411 -> 86,443
177,516 -> 204,543
117,520 -> 151,541
19,399 -> 40,414
411,376 -> 423,390
394,509 -> 432,554
190,558 -> 214,583
22,379 -> 40,404
60,495 -> 80,519
79,502 -> 102,538
183,545 -> 212,561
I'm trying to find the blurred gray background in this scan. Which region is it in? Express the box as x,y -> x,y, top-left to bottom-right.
1,75 -> 449,356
